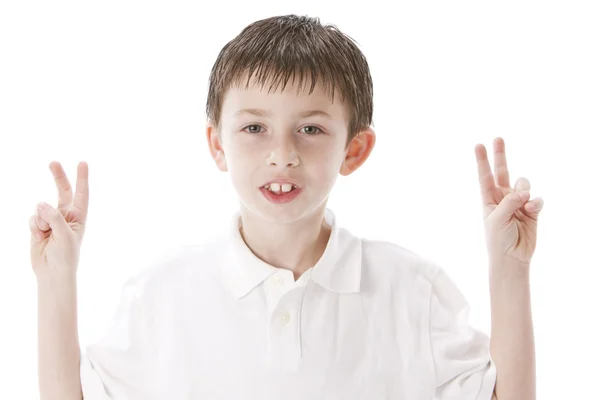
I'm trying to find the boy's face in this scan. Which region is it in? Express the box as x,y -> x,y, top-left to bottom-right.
206,75 -> 375,223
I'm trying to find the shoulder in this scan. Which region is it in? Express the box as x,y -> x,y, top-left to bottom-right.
360,237 -> 442,284
120,239 -> 226,299
360,238 -> 470,314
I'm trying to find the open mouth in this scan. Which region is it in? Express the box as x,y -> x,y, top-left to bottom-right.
261,183 -> 299,195
260,183 -> 302,204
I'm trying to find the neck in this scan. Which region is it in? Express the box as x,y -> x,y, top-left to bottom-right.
238,206 -> 331,280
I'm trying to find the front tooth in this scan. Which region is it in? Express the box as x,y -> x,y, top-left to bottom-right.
270,183 -> 281,192
281,183 -> 292,193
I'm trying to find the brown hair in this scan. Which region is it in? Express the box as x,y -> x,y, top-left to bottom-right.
205,14 -> 374,149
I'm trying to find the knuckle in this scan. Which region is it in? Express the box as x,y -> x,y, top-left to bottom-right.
37,218 -> 46,230
29,216 -> 39,233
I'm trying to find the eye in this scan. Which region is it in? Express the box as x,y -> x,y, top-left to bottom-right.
241,124 -> 324,135
300,125 -> 323,135
242,124 -> 263,134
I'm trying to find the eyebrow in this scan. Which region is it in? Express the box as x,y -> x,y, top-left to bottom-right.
234,108 -> 333,119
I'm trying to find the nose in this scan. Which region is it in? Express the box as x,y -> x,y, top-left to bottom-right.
265,142 -> 299,167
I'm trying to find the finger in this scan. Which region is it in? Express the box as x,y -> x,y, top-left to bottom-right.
37,214 -> 50,231
72,161 -> 89,222
33,204 -> 50,231
29,214 -> 40,235
50,161 -> 73,210
36,202 -> 71,238
514,177 -> 531,192
29,215 -> 49,241
493,137 -> 511,188
524,197 -> 544,215
474,143 -> 496,205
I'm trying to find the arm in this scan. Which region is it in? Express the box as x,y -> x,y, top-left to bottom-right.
37,274 -> 83,400
489,263 -> 536,400
472,137 -> 543,400
429,267 -> 497,399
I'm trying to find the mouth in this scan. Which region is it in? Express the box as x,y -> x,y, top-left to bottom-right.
259,183 -> 302,204
260,182 -> 299,195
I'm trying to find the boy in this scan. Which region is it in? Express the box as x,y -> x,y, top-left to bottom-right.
31,14 -> 543,399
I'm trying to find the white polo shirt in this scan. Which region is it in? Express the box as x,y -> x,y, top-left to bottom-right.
79,207 -> 496,399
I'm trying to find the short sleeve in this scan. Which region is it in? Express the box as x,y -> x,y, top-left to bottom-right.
429,268 -> 497,400
79,278 -> 158,400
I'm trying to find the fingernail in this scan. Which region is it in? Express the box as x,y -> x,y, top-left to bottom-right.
38,203 -> 47,212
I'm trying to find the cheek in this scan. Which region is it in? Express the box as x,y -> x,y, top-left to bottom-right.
225,141 -> 254,166
227,136 -> 264,160
312,145 -> 345,168
305,151 -> 345,185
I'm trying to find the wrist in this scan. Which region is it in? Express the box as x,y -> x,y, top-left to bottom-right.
36,271 -> 77,289
489,259 -> 531,280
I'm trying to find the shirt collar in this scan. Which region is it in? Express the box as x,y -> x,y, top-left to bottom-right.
220,207 -> 362,298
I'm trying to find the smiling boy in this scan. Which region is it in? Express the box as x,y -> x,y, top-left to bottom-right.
35,14 -> 541,400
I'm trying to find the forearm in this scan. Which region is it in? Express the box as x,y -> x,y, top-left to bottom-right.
489,263 -> 536,400
37,274 -> 83,400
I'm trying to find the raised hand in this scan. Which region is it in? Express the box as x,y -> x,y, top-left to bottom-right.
29,161 -> 90,280
475,138 -> 544,266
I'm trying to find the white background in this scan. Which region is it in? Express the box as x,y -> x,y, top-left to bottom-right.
1,1 -> 598,398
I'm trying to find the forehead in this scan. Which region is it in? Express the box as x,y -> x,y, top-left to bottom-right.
221,71 -> 346,117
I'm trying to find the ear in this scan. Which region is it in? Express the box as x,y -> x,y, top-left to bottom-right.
206,120 -> 228,172
339,127 -> 376,176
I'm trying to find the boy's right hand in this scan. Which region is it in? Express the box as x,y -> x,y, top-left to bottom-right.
29,161 -> 89,281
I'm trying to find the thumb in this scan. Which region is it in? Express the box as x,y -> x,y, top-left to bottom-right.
37,203 -> 71,238
493,191 -> 530,223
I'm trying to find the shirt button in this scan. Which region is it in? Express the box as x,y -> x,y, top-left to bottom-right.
280,312 -> 290,325
272,276 -> 284,287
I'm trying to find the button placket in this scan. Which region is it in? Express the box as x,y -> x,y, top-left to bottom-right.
266,290 -> 303,370
279,310 -> 291,326
265,273 -> 287,315
272,275 -> 284,288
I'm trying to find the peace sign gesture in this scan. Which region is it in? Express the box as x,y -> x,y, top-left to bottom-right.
475,138 -> 544,266
29,161 -> 90,280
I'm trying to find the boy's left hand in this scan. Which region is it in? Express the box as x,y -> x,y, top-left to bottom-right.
475,137 -> 544,267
